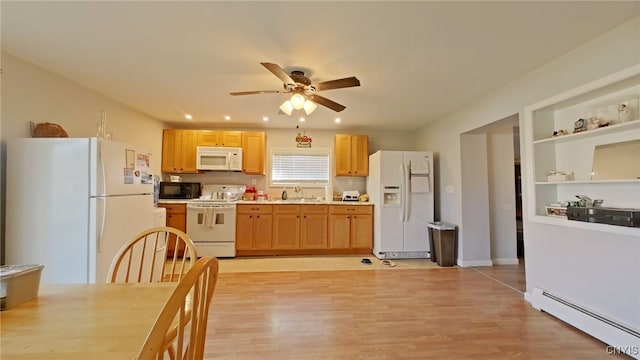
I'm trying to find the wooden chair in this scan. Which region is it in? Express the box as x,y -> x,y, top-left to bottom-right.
107,226 -> 198,283
136,256 -> 220,360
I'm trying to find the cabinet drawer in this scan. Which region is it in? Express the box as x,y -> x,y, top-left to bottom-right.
237,204 -> 272,214
300,205 -> 328,214
329,205 -> 372,215
159,204 -> 186,214
273,205 -> 301,214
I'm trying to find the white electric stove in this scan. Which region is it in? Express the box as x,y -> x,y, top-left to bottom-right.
186,184 -> 245,258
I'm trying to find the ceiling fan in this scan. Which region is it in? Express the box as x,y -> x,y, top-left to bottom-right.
230,62 -> 360,113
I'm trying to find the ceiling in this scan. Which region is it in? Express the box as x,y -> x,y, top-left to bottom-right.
2,1 -> 638,131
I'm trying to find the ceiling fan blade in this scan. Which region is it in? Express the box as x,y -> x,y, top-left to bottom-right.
315,76 -> 360,91
261,62 -> 296,85
309,94 -> 346,112
230,90 -> 283,96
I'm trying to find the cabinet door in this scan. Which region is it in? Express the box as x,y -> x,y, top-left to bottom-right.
350,214 -> 373,249
221,131 -> 243,147
300,213 -> 328,249
236,213 -> 253,250
334,134 -> 352,176
180,130 -> 198,172
328,214 -> 351,248
253,214 -> 273,249
165,212 -> 186,257
351,135 -> 369,176
162,129 -> 182,172
196,130 -> 221,147
273,213 -> 300,249
242,132 -> 265,174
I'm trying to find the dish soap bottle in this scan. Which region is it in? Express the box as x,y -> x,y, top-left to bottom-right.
281,187 -> 288,200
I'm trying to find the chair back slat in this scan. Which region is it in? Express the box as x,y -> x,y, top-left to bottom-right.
107,226 -> 198,283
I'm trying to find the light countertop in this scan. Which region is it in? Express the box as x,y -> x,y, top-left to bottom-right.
158,199 -> 373,206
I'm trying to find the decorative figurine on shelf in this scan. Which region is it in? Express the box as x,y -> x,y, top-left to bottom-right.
573,118 -> 587,133
552,129 -> 568,137
618,103 -> 632,123
587,117 -> 600,130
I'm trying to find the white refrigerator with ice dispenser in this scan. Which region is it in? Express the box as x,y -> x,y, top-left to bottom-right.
366,150 -> 434,259
6,138 -> 156,284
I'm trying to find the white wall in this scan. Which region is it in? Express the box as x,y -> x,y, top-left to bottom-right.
1,54 -> 166,171
487,129 -> 517,264
415,16 -> 640,331
459,133 -> 491,266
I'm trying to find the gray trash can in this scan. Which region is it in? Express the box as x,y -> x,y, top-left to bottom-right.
427,222 -> 457,267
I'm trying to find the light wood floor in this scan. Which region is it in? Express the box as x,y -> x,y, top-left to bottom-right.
206,266 -> 624,359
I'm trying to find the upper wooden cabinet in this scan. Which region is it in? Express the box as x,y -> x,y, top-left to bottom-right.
196,130 -> 243,147
335,134 -> 369,176
242,131 -> 266,175
161,129 -> 198,173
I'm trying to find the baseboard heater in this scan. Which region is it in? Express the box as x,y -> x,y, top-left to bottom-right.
530,288 -> 640,359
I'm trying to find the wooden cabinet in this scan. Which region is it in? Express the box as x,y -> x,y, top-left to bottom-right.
196,130 -> 243,147
236,203 -> 370,256
300,205 -> 328,249
271,205 -> 329,250
161,129 -> 198,173
335,134 -> 369,176
328,205 -> 373,251
242,131 -> 266,174
273,205 -> 301,249
236,204 -> 273,252
157,203 -> 187,257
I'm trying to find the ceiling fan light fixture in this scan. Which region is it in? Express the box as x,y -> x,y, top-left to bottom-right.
279,100 -> 293,116
290,94 -> 306,110
303,100 -> 318,115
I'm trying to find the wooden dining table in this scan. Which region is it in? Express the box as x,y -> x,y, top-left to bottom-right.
1,282 -> 176,359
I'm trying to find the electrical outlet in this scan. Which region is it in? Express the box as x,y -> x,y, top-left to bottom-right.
348,179 -> 353,186
251,178 -> 257,185
445,185 -> 454,194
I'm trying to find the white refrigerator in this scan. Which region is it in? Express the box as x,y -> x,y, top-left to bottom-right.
6,138 -> 156,284
366,151 -> 434,259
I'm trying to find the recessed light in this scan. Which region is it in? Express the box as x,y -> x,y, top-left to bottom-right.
263,116 -> 269,122
299,117 -> 305,122
185,114 -> 192,120
224,115 -> 231,121
335,118 -> 341,123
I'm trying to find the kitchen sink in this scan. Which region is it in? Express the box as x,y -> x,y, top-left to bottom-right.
272,198 -> 326,203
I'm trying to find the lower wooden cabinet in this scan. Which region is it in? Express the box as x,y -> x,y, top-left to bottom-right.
328,205 -> 373,252
300,206 -> 329,249
236,204 -> 273,252
273,205 -> 301,249
272,205 -> 329,250
236,203 -> 371,256
157,203 -> 187,257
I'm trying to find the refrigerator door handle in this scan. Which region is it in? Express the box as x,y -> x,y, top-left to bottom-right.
97,197 -> 106,253
99,141 -> 107,196
404,163 -> 411,222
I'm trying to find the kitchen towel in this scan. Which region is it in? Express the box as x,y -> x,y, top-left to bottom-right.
410,174 -> 430,193
204,208 -> 216,228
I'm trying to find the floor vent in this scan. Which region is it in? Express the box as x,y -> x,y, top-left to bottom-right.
531,288 -> 640,359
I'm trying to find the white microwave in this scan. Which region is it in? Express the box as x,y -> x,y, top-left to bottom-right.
196,146 -> 243,171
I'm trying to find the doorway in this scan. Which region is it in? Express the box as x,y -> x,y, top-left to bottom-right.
460,113 -> 525,289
